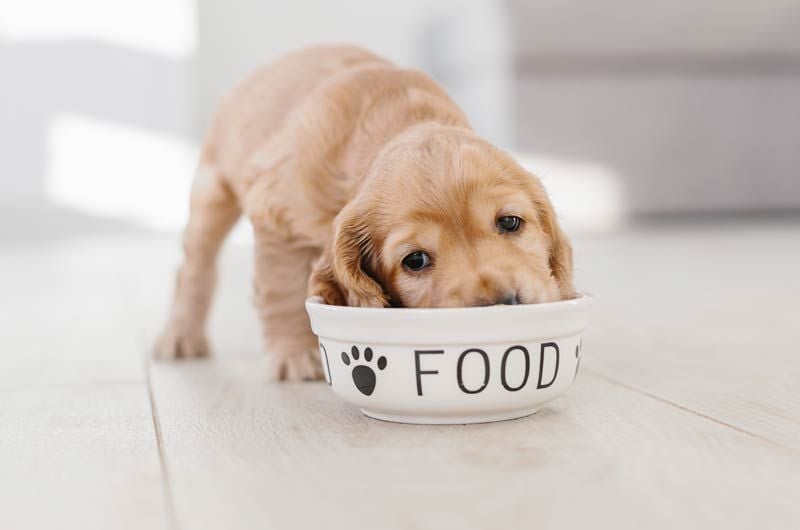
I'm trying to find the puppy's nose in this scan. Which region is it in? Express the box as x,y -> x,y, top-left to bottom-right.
498,293 -> 520,305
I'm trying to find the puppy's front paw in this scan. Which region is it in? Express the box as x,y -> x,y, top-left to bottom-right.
268,350 -> 324,382
153,325 -> 211,360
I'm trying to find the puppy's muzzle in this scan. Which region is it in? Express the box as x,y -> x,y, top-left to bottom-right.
498,293 -> 521,305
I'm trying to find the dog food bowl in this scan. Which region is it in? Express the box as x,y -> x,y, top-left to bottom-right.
305,293 -> 592,424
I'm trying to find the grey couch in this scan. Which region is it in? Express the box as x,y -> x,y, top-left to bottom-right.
426,0 -> 800,215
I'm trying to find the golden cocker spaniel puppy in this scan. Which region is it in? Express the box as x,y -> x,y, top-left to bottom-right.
155,45 -> 574,380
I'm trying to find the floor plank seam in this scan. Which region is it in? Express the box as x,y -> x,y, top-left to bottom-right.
145,359 -> 182,530
584,368 -> 799,455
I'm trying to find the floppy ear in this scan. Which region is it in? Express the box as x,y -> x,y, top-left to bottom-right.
308,203 -> 389,308
308,245 -> 347,306
529,179 -> 575,299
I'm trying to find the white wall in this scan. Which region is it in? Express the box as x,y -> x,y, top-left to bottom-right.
194,0 -> 465,135
3,0 -> 796,236
0,0 -> 197,227
0,0 -> 469,233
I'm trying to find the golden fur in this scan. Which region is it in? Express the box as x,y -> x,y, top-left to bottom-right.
155,44 -> 574,380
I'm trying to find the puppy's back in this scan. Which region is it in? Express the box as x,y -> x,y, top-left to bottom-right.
204,45 -> 391,178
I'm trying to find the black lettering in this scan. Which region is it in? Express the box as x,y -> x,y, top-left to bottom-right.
501,345 -> 530,391
537,342 -> 560,389
319,343 -> 332,386
415,350 -> 444,396
457,348 -> 490,394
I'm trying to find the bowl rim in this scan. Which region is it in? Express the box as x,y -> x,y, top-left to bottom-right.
305,292 -> 592,315
305,292 -> 593,345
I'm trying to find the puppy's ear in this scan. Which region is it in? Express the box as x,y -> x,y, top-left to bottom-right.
308,245 -> 348,306
530,179 -> 575,299
308,203 -> 389,308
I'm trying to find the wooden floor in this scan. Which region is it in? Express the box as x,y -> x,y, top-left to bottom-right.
2,218 -> 799,530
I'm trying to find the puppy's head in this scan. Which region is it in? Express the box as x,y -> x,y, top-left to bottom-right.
310,125 -> 574,308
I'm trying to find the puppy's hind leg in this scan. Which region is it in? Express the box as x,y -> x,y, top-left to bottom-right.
155,166 -> 240,359
253,231 -> 324,381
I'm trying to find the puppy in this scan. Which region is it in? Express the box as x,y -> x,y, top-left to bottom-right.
155,44 -> 574,380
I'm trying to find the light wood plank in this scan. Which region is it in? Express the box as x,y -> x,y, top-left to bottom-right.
0,236 -> 147,388
0,384 -> 171,530
573,221 -> 800,449
150,357 -> 800,530
136,220 -> 800,528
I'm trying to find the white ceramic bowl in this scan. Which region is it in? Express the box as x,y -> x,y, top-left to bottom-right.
305,294 -> 592,424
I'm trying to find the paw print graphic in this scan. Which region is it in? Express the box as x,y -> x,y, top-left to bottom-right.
341,345 -> 387,396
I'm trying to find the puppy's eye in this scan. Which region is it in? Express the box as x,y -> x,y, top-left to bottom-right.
497,215 -> 522,233
402,251 -> 432,272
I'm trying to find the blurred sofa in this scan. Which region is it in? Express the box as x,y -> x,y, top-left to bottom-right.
425,0 -> 800,216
